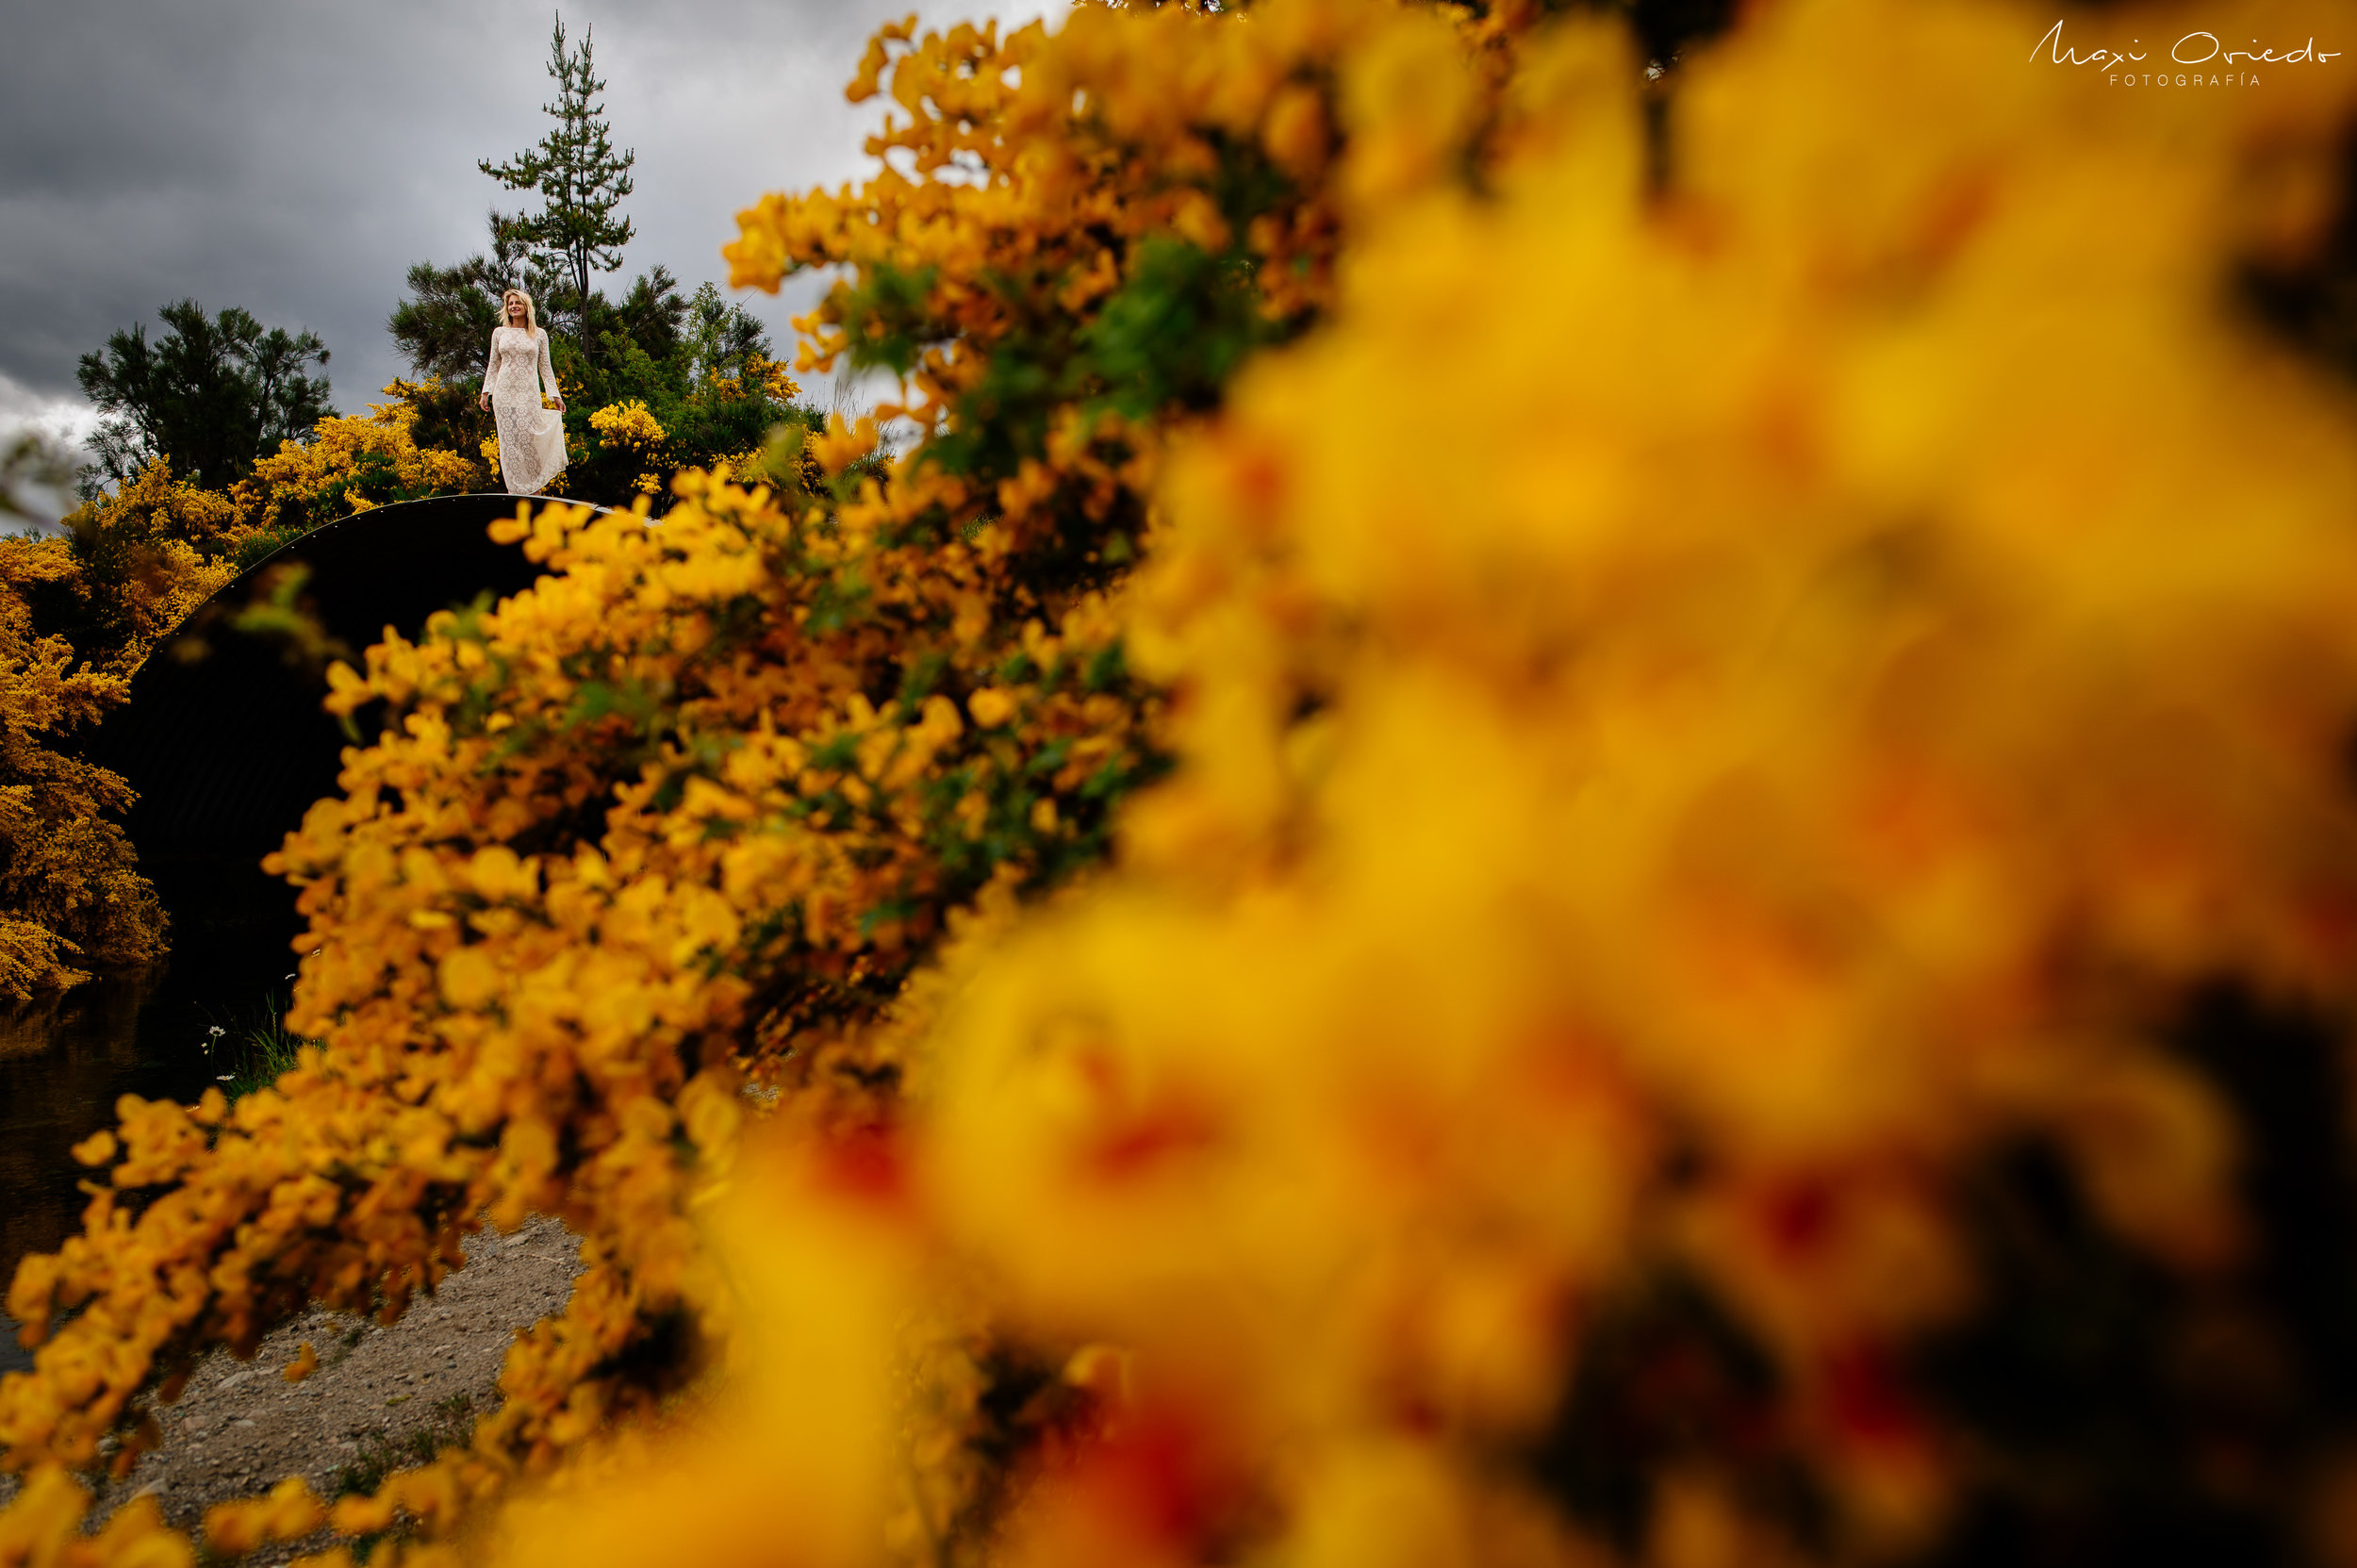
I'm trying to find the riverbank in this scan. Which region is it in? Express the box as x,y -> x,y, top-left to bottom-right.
0,1215 -> 580,1561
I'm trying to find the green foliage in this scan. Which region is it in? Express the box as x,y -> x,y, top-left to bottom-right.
683,281 -> 771,383
385,377 -> 498,478
75,301 -> 333,494
869,238 -> 1283,501
542,269 -> 816,509
205,989 -> 317,1100
387,236 -> 536,385
588,266 -> 688,366
478,14 -> 636,347
1083,238 -> 1274,416
834,261 -> 940,379
232,523 -> 310,576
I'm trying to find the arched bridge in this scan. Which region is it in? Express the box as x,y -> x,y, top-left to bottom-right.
81,492 -> 612,984
0,495 -> 609,1376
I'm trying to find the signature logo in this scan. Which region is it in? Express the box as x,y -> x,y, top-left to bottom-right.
2032,19 -> 2340,84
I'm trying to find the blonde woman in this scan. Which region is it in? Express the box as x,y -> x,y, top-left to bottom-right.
477,289 -> 568,494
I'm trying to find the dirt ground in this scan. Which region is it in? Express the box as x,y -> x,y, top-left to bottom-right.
0,1215 -> 582,1558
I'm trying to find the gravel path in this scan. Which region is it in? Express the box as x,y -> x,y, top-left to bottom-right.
0,1216 -> 582,1556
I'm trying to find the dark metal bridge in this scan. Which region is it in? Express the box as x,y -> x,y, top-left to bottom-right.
0,494 -> 601,1370
83,491 -> 602,1016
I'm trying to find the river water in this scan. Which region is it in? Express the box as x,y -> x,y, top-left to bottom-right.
0,896 -> 296,1375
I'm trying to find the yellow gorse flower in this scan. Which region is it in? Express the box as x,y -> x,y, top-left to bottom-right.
585,400 -> 665,448
6,1 -> 2357,1564
237,390 -> 484,529
0,472 -> 211,999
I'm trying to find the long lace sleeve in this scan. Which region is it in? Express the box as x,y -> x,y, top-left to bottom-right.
536,331 -> 558,404
484,330 -> 501,389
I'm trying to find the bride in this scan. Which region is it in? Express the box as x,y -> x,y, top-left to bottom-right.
477,288 -> 568,494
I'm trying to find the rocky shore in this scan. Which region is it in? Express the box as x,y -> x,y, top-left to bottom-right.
0,1216 -> 581,1558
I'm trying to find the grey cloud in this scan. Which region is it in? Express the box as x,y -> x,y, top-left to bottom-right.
1,0 -> 1062,425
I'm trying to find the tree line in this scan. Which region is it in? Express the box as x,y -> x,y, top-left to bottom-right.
70,14 -> 806,516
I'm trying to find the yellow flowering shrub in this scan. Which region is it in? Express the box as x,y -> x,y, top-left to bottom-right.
0,0 -> 1521,1533
0,461 -> 240,1001
927,4 -> 2357,1556
0,539 -> 167,1000
750,356 -> 802,406
49,461 -> 242,676
723,0 -> 1542,561
585,399 -> 668,494
235,391 -> 486,543
9,0 -> 2357,1565
559,357 -> 806,507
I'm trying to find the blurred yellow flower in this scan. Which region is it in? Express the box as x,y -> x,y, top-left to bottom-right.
9,2 -> 2357,1566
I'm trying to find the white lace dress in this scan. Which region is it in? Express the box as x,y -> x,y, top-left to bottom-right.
482,325 -> 568,494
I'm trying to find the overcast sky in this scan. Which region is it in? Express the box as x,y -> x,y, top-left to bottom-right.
0,0 -> 1065,476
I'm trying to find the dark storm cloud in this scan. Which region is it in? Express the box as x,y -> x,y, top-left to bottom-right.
0,0 -> 1060,432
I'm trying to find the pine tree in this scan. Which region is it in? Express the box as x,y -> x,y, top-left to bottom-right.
387,222 -> 544,384
683,282 -> 773,385
75,302 -> 332,494
479,15 -> 636,352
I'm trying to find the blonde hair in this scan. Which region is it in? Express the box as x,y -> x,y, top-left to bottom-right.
501,289 -> 538,338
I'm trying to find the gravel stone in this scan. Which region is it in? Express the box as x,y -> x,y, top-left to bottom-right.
0,1216 -> 582,1561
